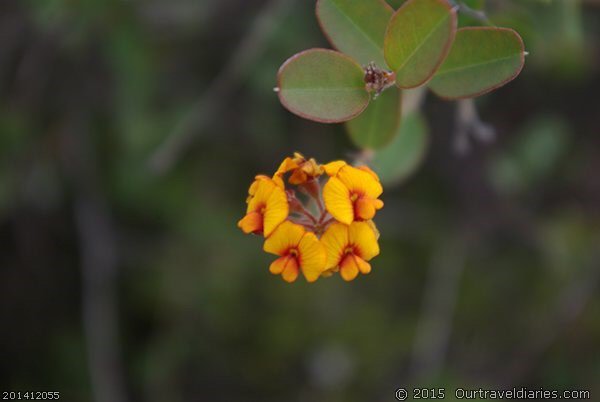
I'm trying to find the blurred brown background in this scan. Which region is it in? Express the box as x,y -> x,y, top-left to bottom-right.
0,1 -> 599,401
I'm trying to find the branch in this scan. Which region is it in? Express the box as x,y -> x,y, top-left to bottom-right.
410,233 -> 469,381
402,87 -> 428,118
147,0 -> 298,175
76,197 -> 127,402
454,99 -> 496,155
60,113 -> 128,402
452,0 -> 494,26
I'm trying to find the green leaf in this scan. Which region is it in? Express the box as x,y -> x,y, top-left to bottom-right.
277,49 -> 370,123
346,87 -> 402,150
429,27 -> 525,99
386,0 -> 405,9
371,111 -> 429,185
384,0 -> 457,88
316,0 -> 393,68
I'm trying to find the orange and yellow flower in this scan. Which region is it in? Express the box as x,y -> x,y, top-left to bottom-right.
263,221 -> 326,283
274,152 -> 324,186
239,153 -> 384,283
238,175 -> 288,237
322,161 -> 384,225
320,221 -> 380,281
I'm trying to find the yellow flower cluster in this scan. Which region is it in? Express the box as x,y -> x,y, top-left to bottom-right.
238,153 -> 384,283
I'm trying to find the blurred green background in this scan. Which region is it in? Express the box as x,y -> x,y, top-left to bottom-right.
1,1 -> 599,401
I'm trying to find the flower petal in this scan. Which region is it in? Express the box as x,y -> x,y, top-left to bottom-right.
272,174 -> 285,189
355,197 -> 376,221
247,178 -> 275,213
289,169 -> 308,185
338,165 -> 383,199
358,165 -> 381,182
298,232 -> 326,282
276,157 -> 299,175
248,181 -> 259,200
238,211 -> 263,234
323,160 -> 347,176
320,222 -> 349,270
248,175 -> 272,198
269,255 -> 292,275
263,221 -> 304,256
323,177 -> 353,225
281,257 -> 300,283
303,158 -> 323,177
263,185 -> 289,236
339,254 -> 359,281
348,221 -> 380,261
366,220 -> 380,240
353,255 -> 371,274
321,269 -> 336,278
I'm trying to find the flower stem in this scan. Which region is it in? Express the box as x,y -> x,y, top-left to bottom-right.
315,192 -> 325,215
298,204 -> 318,224
320,217 -> 335,227
318,208 -> 330,224
300,223 -> 316,231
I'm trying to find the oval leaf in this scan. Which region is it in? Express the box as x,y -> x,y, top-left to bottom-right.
346,87 -> 402,150
277,49 -> 370,123
429,27 -> 525,99
384,0 -> 457,88
371,112 -> 429,185
316,0 -> 393,67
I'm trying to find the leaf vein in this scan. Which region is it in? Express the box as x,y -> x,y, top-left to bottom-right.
327,0 -> 384,60
393,11 -> 451,73
435,54 -> 520,77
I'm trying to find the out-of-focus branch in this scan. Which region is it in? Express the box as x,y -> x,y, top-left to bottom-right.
410,233 -> 469,381
402,87 -> 428,118
148,0 -> 298,175
455,1 -> 493,26
60,113 -> 128,402
454,99 -> 495,155
76,197 -> 127,402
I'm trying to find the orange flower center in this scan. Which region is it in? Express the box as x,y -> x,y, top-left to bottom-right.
255,203 -> 266,214
289,248 -> 298,257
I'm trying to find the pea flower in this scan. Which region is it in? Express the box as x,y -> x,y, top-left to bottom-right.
263,221 -> 326,283
322,161 -> 384,225
274,152 -> 324,186
320,221 -> 380,281
238,175 -> 288,237
238,153 -> 384,283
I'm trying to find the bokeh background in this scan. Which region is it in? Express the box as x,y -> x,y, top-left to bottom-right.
1,1 -> 599,401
